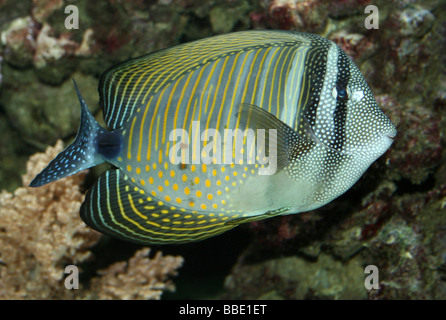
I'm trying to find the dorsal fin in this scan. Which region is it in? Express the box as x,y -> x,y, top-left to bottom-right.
98,30 -> 312,129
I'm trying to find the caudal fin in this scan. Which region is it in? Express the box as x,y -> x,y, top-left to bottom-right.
29,80 -> 107,187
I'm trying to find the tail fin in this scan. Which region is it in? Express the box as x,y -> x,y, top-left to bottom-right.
29,80 -> 108,187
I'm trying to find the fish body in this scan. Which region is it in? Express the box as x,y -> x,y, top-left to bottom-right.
30,30 -> 396,244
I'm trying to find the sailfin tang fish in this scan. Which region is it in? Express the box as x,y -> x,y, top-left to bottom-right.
30,30 -> 396,244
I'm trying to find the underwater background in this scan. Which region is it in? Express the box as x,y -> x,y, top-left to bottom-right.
0,0 -> 445,299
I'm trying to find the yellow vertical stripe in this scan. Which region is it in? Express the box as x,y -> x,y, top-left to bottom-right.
127,116 -> 137,160
147,89 -> 166,161
137,95 -> 154,162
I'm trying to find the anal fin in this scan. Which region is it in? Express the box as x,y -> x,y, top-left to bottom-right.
81,169 -> 237,244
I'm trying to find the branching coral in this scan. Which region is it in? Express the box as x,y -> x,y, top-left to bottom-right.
0,141 -> 183,299
90,248 -> 184,300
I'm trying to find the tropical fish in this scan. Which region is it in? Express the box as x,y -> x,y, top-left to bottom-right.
30,30 -> 396,244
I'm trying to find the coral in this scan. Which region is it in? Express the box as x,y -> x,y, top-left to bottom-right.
1,68 -> 99,146
223,253 -> 367,299
250,0 -> 329,32
90,248 -> 184,300
0,16 -> 39,68
376,95 -> 442,184
330,31 -> 377,63
327,0 -> 372,18
0,141 -> 183,299
0,141 -> 100,298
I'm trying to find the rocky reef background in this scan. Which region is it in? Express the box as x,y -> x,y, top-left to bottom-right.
0,0 -> 445,299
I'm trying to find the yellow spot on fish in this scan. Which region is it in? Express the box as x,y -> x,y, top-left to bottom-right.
196,190 -> 202,197
140,179 -> 146,186
127,165 -> 132,172
201,204 -> 207,210
158,171 -> 163,178
191,165 -> 196,172
184,187 -> 190,195
194,177 -> 200,184
207,194 -> 213,200
165,180 -> 170,186
212,169 -> 217,176
182,174 -> 187,182
202,164 -> 207,173
170,170 -> 175,177
176,197 -> 182,204
189,201 -> 195,207
158,201 -> 164,206
217,180 -> 221,186
205,179 -> 211,187
165,196 -> 171,202
149,177 -> 154,184
145,165 -> 150,171
161,210 -> 169,214
173,183 -> 178,191
151,190 -> 157,196
136,167 -> 141,174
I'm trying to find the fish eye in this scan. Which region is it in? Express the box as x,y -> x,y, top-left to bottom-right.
332,86 -> 350,101
337,88 -> 348,99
